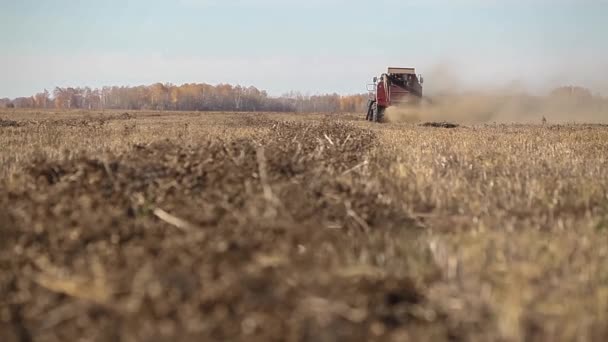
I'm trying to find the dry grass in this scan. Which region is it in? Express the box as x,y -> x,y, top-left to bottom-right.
378,121 -> 608,340
1,109 -> 608,341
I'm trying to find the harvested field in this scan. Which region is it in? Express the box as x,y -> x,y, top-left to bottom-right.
1,110 -> 608,341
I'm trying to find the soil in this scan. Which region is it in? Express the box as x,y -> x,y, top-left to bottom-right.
419,122 -> 459,129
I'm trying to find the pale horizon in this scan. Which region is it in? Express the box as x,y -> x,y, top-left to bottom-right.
1,0 -> 607,98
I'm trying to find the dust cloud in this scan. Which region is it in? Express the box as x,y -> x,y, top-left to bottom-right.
385,65 -> 608,124
385,94 -> 608,124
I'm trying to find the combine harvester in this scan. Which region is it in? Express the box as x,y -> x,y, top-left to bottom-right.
366,67 -> 424,122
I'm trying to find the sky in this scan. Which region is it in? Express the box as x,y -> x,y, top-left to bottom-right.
0,0 -> 607,98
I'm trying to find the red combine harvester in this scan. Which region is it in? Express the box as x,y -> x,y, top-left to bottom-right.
366,67 -> 424,122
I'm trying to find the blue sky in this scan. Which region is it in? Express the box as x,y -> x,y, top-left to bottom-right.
1,0 -> 607,98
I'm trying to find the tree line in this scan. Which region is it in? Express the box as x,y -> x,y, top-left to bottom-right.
0,83 -> 369,113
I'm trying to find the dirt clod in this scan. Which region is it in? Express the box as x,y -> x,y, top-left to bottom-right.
0,119 -> 22,127
420,121 -> 459,128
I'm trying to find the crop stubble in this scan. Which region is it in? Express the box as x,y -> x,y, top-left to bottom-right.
1,111 -> 608,341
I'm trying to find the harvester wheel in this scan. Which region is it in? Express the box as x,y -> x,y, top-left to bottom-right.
373,105 -> 385,123
366,100 -> 375,121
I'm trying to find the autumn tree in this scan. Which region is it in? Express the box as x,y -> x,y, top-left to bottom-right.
33,90 -> 50,108
10,82 -> 370,113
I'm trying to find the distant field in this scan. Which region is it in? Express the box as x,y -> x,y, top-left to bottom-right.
1,109 -> 608,341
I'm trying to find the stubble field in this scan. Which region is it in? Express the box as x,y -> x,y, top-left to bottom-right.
1,109 -> 608,341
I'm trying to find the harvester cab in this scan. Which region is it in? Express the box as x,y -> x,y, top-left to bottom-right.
366,67 -> 423,122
